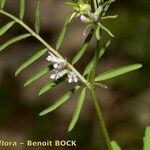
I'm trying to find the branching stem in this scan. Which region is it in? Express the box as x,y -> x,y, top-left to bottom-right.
1,5 -> 112,150
89,0 -> 113,147
0,9 -> 91,89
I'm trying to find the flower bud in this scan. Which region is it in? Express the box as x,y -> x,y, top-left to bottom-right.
80,15 -> 91,23
79,4 -> 91,14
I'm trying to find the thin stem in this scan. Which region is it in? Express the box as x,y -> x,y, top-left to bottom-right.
89,20 -> 112,149
90,86 -> 113,150
0,10 -> 91,89
89,43 -> 112,150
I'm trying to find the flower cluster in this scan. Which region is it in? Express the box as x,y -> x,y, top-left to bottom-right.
80,5 -> 103,24
67,1 -> 116,37
80,5 -> 103,36
47,52 -> 78,83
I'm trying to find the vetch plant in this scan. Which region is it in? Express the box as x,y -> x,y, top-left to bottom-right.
0,0 -> 146,149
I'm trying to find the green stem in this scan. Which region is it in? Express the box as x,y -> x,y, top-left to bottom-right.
0,9 -> 91,89
90,86 -> 113,150
90,39 -> 112,149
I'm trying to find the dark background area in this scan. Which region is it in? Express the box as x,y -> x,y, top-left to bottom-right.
0,0 -> 150,149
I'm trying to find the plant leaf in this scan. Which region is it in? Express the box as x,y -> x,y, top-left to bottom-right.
34,0 -> 40,34
56,14 -> 71,50
19,0 -> 25,20
0,21 -> 15,36
15,48 -> 48,76
38,77 -> 65,96
39,85 -> 80,116
0,33 -> 31,52
95,25 -> 101,40
24,65 -> 53,87
38,81 -> 56,96
102,0 -> 115,16
143,127 -> 150,150
99,22 -> 114,37
83,41 -> 110,76
0,0 -> 7,9
72,30 -> 93,65
101,15 -> 118,20
111,141 -> 121,150
68,12 -> 76,23
65,2 -> 77,7
68,87 -> 86,132
95,64 -> 142,82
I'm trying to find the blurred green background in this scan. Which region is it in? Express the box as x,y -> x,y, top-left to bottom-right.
0,0 -> 150,150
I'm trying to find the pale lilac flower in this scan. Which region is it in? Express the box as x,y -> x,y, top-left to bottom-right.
80,5 -> 103,36
47,52 -> 66,70
47,52 -> 58,62
68,71 -> 78,83
47,52 -> 78,84
80,15 -> 92,23
50,69 -> 68,80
